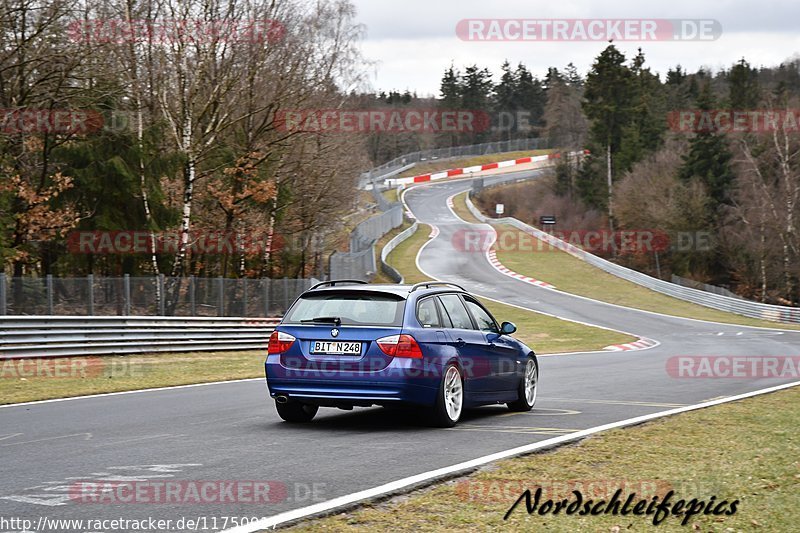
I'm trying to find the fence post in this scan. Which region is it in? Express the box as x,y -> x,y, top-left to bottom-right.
87,274 -> 94,315
0,273 -> 6,315
158,274 -> 165,316
46,274 -> 53,314
283,277 -> 289,311
263,279 -> 270,317
123,274 -> 130,316
217,276 -> 224,317
189,276 -> 196,316
242,279 -> 248,317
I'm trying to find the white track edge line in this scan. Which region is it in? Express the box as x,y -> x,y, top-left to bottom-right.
222,379 -> 800,532
0,378 -> 262,409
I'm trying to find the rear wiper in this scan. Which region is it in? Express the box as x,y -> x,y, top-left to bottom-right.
301,316 -> 342,325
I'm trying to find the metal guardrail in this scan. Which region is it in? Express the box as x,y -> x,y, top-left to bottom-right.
329,246 -> 377,282
330,195 -> 405,281
464,194 -> 800,324
349,204 -> 404,253
671,274 -> 743,299
363,138 -> 547,180
379,222 -> 419,283
0,316 -> 281,359
360,163 -> 417,190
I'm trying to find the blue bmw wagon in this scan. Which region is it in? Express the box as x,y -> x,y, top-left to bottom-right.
265,280 -> 538,427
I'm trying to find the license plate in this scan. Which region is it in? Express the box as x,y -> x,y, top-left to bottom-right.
311,341 -> 362,355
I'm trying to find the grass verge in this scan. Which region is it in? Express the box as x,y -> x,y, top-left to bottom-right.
0,350 -> 265,405
450,191 -> 483,225
382,187 -> 399,203
382,223 -> 636,353
491,223 -> 800,330
371,220 -> 413,284
288,384 -> 800,532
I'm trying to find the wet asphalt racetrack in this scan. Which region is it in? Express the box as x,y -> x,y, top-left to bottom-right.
2,170 -> 799,531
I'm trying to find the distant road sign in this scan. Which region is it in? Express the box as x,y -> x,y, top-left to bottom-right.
495,203 -> 505,215
540,215 -> 556,226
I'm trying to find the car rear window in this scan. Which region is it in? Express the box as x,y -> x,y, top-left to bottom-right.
417,297 -> 442,328
283,291 -> 405,326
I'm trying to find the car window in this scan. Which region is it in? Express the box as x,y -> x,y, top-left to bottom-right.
416,297 -> 442,328
464,298 -> 499,333
436,297 -> 453,328
438,294 -> 474,330
283,291 -> 404,326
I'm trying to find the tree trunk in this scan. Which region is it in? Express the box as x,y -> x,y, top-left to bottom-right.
606,140 -> 615,238
261,211 -> 276,278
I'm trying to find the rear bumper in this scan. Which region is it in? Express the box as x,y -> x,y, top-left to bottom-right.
265,355 -> 442,406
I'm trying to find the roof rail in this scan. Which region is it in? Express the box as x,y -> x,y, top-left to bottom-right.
409,281 -> 466,293
309,279 -> 369,291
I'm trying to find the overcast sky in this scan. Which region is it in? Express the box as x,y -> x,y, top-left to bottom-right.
348,0 -> 800,96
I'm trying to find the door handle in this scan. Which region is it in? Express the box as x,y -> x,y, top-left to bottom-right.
455,338 -> 466,347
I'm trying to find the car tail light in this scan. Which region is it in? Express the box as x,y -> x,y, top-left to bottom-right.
268,330 -> 296,355
376,334 -> 423,358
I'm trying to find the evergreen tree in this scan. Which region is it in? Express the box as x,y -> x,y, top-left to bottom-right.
582,45 -> 635,231
665,65 -> 694,110
439,64 -> 464,146
544,67 -> 564,90
461,65 -> 493,109
439,64 -> 463,108
493,61 -> 517,140
494,61 -> 517,111
678,82 -> 735,208
460,65 -> 494,142
564,62 -> 583,87
617,49 -> 666,171
514,63 -> 546,135
666,65 -> 685,86
727,58 -> 761,109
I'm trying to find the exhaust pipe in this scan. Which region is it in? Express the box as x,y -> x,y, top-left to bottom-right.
275,395 -> 289,404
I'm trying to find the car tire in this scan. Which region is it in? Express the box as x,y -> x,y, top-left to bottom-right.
430,364 -> 464,428
275,401 -> 319,423
507,356 -> 537,412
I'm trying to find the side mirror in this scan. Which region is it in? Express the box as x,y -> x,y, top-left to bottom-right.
500,321 -> 517,335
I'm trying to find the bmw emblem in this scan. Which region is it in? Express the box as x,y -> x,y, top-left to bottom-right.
331,328 -> 339,338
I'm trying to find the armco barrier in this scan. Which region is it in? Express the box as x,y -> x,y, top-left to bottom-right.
0,316 -> 280,359
386,151 -> 570,187
363,137 -> 548,181
464,194 -> 800,324
379,222 -> 419,283
349,204 -> 404,253
329,246 -> 377,282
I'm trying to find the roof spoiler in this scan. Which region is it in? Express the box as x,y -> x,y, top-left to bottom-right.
309,279 -> 369,291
